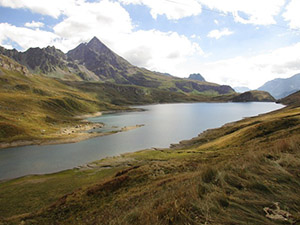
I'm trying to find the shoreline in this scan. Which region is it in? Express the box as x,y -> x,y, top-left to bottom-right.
0,103 -> 281,150
0,103 -> 287,181
0,124 -> 144,150
0,107 -> 145,150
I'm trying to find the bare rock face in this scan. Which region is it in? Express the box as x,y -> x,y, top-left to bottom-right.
22,46 -> 67,73
0,55 -> 29,75
67,36 -> 134,82
0,45 -> 66,74
0,45 -> 99,81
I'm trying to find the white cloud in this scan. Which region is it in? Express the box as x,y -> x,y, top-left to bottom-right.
190,34 -> 201,40
1,0 -> 297,90
179,42 -> 300,89
0,0 -> 202,74
0,23 -> 59,50
199,0 -> 285,25
120,0 -> 202,20
207,28 -> 233,39
116,30 -> 203,73
282,0 -> 300,29
0,0 -> 76,18
52,0 -> 133,51
25,21 -> 44,28
1,43 -> 13,49
214,19 -> 219,25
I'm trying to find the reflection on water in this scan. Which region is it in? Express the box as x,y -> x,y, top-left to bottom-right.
0,102 -> 283,180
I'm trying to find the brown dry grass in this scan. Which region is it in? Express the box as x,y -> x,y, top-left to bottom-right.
1,106 -> 299,225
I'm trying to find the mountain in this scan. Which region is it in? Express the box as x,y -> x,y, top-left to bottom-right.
67,37 -> 133,83
0,37 -> 235,95
231,90 -> 275,102
188,73 -> 205,82
258,73 -> 300,99
0,45 -> 100,81
234,86 -> 251,93
67,37 -> 235,94
67,36 -> 168,86
278,90 -> 300,106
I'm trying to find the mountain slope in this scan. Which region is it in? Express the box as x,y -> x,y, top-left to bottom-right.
258,73 -> 300,99
67,37 -> 133,82
231,90 -> 275,102
278,90 -> 300,106
0,54 -> 123,144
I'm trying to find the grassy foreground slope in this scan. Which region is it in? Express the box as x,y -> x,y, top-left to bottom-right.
0,93 -> 299,224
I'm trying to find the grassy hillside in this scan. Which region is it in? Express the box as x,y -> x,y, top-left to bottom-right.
0,55 -> 123,144
0,91 -> 299,224
231,90 -> 275,102
63,81 -> 230,106
278,90 -> 300,106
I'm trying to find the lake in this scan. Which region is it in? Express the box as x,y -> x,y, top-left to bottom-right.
0,102 -> 283,180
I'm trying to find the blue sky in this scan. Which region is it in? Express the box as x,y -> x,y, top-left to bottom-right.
0,0 -> 300,89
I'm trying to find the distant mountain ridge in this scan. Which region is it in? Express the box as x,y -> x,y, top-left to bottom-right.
0,37 -> 235,95
0,45 -> 100,81
234,86 -> 251,93
258,73 -> 300,99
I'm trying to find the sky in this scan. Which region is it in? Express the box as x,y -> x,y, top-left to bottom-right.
0,0 -> 300,89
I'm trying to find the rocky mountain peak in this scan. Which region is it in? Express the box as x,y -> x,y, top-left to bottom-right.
86,36 -> 111,55
67,37 -> 132,81
188,73 -> 205,82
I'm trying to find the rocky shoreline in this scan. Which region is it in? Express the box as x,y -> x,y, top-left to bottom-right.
0,109 -> 145,150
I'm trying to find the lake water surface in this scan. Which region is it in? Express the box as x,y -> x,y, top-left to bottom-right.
0,102 -> 283,180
